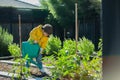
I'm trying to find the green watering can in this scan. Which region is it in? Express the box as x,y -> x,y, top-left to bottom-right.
22,41 -> 40,58
22,41 -> 42,69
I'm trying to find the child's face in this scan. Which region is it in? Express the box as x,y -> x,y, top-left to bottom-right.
43,31 -> 49,37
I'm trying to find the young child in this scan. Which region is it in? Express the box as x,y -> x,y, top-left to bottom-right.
23,24 -> 53,75
28,24 -> 53,49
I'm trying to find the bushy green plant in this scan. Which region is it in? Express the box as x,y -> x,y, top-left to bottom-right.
79,57 -> 102,80
8,42 -> 30,79
42,55 -> 56,66
97,38 -> 102,56
51,54 -> 81,80
50,39 -> 81,80
48,37 -> 102,80
11,55 -> 30,80
0,26 -> 13,56
45,35 -> 62,56
59,39 -> 76,56
78,37 -> 95,56
51,55 -> 102,80
8,43 -> 21,58
77,38 -> 102,80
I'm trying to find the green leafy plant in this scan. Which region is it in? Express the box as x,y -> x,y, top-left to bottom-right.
50,39 -> 81,80
45,35 -> 62,56
97,38 -> 102,56
0,26 -> 13,56
47,37 -> 102,80
8,43 -> 21,58
11,55 -> 30,80
42,55 -> 56,66
51,55 -> 74,79
78,57 -> 102,80
78,37 -> 95,57
76,38 -> 102,80
59,39 -> 76,56
8,43 -> 30,79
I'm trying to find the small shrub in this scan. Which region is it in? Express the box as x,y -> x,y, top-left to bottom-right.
50,39 -> 80,79
58,39 -> 76,57
8,42 -> 30,79
48,37 -> 102,80
11,55 -> 30,80
0,26 -> 13,56
45,35 -> 62,56
78,37 -> 95,56
8,43 -> 21,58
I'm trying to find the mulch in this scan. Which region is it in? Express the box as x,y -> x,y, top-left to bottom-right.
0,62 -> 13,72
0,62 -> 12,80
0,77 -> 11,80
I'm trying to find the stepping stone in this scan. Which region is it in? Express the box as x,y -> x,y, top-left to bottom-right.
0,71 -> 17,78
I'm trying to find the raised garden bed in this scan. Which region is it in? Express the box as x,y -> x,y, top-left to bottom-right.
0,59 -> 53,79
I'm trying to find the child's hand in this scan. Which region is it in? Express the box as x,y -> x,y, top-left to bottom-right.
40,48 -> 43,54
34,40 -> 38,44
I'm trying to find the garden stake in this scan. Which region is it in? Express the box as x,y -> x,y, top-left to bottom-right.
75,2 -> 78,54
75,1 -> 81,78
18,14 -> 23,80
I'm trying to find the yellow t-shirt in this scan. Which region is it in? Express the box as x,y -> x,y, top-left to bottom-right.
29,25 -> 48,49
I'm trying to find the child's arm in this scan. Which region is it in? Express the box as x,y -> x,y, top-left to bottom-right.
38,37 -> 48,49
